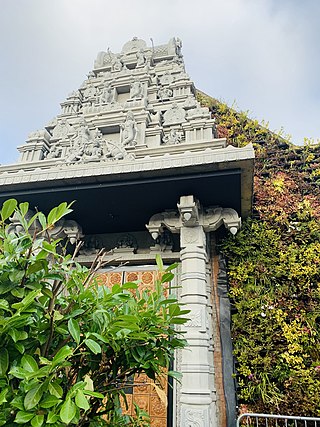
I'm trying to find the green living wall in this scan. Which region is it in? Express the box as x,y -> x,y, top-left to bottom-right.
198,91 -> 320,415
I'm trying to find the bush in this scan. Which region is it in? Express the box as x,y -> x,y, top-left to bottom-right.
0,200 -> 188,426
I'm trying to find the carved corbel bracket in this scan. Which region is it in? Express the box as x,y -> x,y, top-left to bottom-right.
145,211 -> 180,240
146,195 -> 241,241
8,211 -> 83,245
177,195 -> 200,226
203,207 -> 241,235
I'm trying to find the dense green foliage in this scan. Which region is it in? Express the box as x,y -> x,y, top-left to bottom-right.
197,91 -> 320,415
0,200 -> 188,426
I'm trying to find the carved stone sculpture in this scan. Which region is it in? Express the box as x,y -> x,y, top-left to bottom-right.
136,49 -> 146,67
116,233 -> 137,250
163,128 -> 183,145
159,71 -> 174,86
157,86 -> 173,101
121,112 -> 137,146
163,103 -> 186,125
52,119 -> 72,139
111,55 -> 123,72
99,83 -> 115,104
130,80 -> 144,99
45,144 -> 62,159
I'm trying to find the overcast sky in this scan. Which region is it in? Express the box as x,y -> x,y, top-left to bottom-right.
1,0 -> 319,165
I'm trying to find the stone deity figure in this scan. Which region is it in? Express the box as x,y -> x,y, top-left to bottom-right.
45,144 -> 61,159
111,55 -> 123,72
136,49 -> 146,67
157,86 -> 173,101
175,38 -> 182,56
65,144 -> 85,164
74,119 -> 90,146
163,129 -> 183,145
99,84 -> 115,104
130,80 -> 144,98
121,112 -> 137,146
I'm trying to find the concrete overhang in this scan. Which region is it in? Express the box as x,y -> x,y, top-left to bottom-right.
0,143 -> 254,235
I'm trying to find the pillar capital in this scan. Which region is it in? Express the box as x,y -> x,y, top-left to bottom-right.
146,195 -> 241,240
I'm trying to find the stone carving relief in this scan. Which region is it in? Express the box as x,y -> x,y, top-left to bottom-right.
163,103 -> 186,125
105,141 -> 129,161
130,80 -> 145,99
146,196 -> 242,240
79,235 -> 102,255
18,37 -> 222,169
121,112 -> 137,146
121,37 -> 147,54
99,83 -> 115,104
159,71 -> 174,86
52,119 -> 72,139
115,233 -> 138,251
157,86 -> 173,101
182,408 -> 206,427
83,83 -> 98,100
111,55 -> 123,72
27,129 -> 50,142
45,144 -> 62,160
162,128 -> 183,145
187,104 -> 210,119
136,49 -> 147,67
185,309 -> 204,328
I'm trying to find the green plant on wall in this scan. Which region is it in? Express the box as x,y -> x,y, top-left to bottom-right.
0,200 -> 188,426
197,90 -> 320,416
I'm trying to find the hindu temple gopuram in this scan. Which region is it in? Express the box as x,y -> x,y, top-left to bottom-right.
0,37 -> 255,427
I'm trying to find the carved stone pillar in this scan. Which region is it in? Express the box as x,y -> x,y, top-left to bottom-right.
146,195 -> 241,427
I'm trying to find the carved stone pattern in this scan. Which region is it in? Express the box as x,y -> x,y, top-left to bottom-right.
182,408 -> 205,427
163,103 -> 186,125
185,309 -> 202,327
52,120 -> 71,139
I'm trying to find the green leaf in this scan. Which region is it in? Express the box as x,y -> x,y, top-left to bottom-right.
155,254 -> 164,271
168,370 -> 183,381
47,202 -> 73,226
40,394 -> 61,408
122,282 -> 138,290
0,299 -> 10,311
47,411 -> 59,424
19,202 -> 29,217
84,339 -> 101,354
24,383 -> 44,410
68,318 -> 80,345
21,355 -> 38,372
14,411 -> 34,424
0,348 -> 9,377
48,381 -> 63,398
83,390 -> 104,399
0,388 -> 8,405
161,272 -> 174,283
38,212 -> 47,230
52,345 -> 73,366
60,399 -> 76,424
31,414 -> 44,427
165,262 -> 178,272
75,390 -> 90,411
27,260 -> 46,275
170,317 -> 189,324
1,199 -> 17,221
